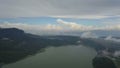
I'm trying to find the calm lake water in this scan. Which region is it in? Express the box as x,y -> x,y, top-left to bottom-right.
3,45 -> 97,68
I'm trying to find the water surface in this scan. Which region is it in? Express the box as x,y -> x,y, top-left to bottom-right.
3,45 -> 96,68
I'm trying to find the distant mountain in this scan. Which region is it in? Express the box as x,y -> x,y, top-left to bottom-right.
0,28 -> 24,40
91,30 -> 120,37
60,30 -> 120,37
0,28 -> 120,68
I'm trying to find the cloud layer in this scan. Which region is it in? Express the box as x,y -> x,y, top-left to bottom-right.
81,32 -> 99,38
1,19 -> 120,35
0,0 -> 120,18
105,35 -> 120,42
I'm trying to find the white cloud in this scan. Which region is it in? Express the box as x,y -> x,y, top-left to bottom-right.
1,19 -> 120,35
57,19 -> 82,29
57,19 -> 94,30
57,19 -> 120,30
105,35 -> 120,42
0,22 -> 62,30
0,22 -> 63,35
81,32 -> 99,38
44,24 -> 62,30
101,18 -> 120,30
93,25 -> 120,30
114,51 -> 120,57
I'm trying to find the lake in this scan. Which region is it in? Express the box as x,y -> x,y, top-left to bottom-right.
3,45 -> 97,68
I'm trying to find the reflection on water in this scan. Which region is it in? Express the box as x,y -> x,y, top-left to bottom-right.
2,45 -> 96,68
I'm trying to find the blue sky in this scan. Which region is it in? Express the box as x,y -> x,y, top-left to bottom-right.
0,16 -> 107,26
0,16 -> 119,26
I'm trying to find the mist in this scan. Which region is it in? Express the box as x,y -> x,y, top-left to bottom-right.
105,35 -> 120,42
